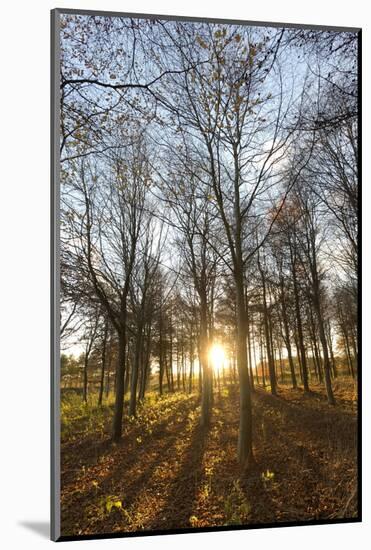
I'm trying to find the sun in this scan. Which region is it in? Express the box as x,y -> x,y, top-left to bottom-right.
209,344 -> 226,372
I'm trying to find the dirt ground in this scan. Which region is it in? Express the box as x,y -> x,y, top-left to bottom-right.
60,378 -> 358,537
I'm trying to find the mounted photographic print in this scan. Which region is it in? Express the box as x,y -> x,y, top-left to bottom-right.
51,8 -> 361,541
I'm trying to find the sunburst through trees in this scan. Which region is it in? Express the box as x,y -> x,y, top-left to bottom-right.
56,11 -> 359,539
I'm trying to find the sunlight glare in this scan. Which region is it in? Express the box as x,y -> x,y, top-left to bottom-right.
209,344 -> 226,372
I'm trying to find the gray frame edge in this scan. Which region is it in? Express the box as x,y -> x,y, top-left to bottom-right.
51,8 -> 61,542
54,7 -> 361,33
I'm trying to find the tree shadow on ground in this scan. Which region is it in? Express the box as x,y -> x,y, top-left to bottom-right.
244,387 -> 357,523
147,418 -> 208,530
253,388 -> 357,450
60,395 -> 201,536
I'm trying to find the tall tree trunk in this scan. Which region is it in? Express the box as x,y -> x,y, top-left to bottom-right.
278,347 -> 284,384
246,300 -> 255,391
290,245 -> 310,392
83,353 -> 89,403
258,257 -> 277,395
139,324 -> 151,400
340,314 -> 355,378
105,343 -> 112,397
308,304 -> 323,382
236,277 -> 254,467
309,340 -> 320,382
98,321 -> 108,406
112,326 -> 127,441
342,325 -> 354,378
311,270 -> 335,405
197,336 -> 202,393
200,291 -> 212,427
176,332 -> 181,391
169,318 -> 175,391
252,329 -> 259,386
315,301 -> 335,404
159,310 -> 165,395
280,283 -> 297,389
325,322 -> 337,379
189,329 -> 194,394
294,332 -> 303,383
124,348 -> 131,395
181,339 -> 186,392
259,323 -> 266,388
129,320 -> 143,416
232,346 -> 237,385
350,327 -> 358,372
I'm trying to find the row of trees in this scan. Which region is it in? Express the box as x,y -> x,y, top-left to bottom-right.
61,263 -> 357,400
60,15 -> 358,467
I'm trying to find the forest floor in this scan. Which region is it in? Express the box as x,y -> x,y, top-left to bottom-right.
60,377 -> 358,537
